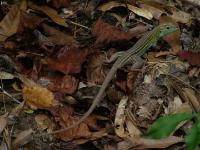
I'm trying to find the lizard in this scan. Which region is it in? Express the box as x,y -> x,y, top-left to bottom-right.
47,23 -> 178,135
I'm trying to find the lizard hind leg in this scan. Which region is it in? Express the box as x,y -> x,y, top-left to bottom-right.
104,51 -> 126,63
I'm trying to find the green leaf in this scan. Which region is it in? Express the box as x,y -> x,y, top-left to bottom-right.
24,109 -> 34,114
185,123 -> 198,150
144,113 -> 194,139
185,115 -> 200,150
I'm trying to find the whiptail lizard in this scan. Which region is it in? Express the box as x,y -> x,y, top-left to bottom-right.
48,23 -> 178,134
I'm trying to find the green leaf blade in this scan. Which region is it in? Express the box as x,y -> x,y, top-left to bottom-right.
145,113 -> 194,139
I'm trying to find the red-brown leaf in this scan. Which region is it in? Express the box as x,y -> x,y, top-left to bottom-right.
18,12 -> 44,32
178,51 -> 200,66
91,19 -> 147,45
50,106 -> 97,142
39,75 -> 78,94
51,0 -> 71,8
47,46 -> 95,74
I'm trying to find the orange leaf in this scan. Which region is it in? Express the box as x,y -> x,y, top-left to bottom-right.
22,85 -> 58,109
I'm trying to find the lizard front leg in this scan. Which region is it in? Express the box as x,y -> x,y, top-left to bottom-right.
125,55 -> 145,70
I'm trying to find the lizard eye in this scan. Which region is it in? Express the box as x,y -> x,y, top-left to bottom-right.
166,26 -> 170,29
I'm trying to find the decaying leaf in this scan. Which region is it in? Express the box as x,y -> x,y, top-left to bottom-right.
0,0 -> 27,41
38,75 -> 79,94
47,46 -> 95,74
98,1 -> 153,20
12,129 -> 33,148
92,19 -> 147,45
42,23 -> 79,46
28,1 -> 68,27
22,85 -> 58,109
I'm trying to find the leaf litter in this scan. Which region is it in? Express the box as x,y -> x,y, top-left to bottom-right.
0,0 -> 200,149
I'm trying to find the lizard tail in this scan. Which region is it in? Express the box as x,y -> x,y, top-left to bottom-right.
47,66 -> 118,135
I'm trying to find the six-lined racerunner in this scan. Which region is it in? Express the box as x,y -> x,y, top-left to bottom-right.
48,23 -> 178,134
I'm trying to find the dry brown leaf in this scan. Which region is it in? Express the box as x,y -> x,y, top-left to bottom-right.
0,0 -> 27,41
47,46 -> 95,74
0,114 -> 8,134
117,136 -> 183,149
12,129 -> 33,148
28,1 -> 68,27
140,3 -> 164,19
22,85 -> 58,109
42,23 -> 79,46
39,75 -> 79,94
139,1 -> 192,24
98,1 -> 152,20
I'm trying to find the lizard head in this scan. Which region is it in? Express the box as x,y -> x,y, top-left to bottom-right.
157,23 -> 179,38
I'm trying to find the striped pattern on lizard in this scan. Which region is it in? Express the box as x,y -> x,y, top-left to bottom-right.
48,23 -> 178,134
